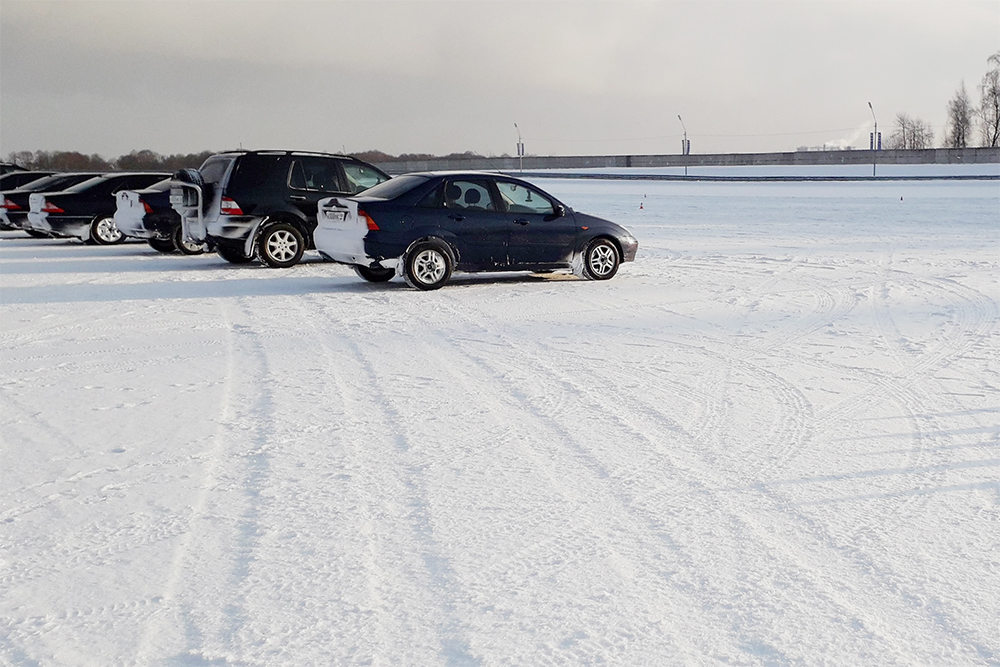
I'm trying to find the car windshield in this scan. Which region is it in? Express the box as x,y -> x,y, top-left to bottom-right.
357,174 -> 430,200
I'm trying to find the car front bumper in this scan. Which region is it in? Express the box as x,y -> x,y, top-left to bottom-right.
620,235 -> 639,262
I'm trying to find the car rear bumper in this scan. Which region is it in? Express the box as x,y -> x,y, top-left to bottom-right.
118,213 -> 176,240
29,213 -> 90,240
206,215 -> 262,242
4,211 -> 30,230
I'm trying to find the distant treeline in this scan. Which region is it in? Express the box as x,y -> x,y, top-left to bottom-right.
5,149 -> 216,172
5,149 -> 490,172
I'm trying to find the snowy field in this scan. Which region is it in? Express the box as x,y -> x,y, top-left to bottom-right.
528,163 -> 1000,178
1,176 -> 998,666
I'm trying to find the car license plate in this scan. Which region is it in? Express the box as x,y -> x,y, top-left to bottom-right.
326,211 -> 347,221
169,193 -> 184,205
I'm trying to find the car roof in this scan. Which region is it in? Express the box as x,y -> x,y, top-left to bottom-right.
212,150 -> 370,162
92,171 -> 171,178
403,170 -> 531,179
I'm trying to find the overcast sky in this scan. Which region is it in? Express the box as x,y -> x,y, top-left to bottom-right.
1,0 -> 998,158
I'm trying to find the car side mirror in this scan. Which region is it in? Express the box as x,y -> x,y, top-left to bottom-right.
555,204 -> 566,217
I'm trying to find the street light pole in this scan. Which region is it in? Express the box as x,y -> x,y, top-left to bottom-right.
868,102 -> 877,177
514,123 -> 523,173
677,114 -> 688,176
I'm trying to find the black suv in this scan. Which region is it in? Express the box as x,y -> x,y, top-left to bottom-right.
170,150 -> 390,267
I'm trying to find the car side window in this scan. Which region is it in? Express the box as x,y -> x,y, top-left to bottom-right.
416,182 -> 444,207
342,163 -> 388,194
289,158 -> 342,193
442,180 -> 496,211
497,181 -> 555,215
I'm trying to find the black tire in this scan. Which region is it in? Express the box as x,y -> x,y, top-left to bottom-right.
148,237 -> 176,253
217,241 -> 253,264
257,222 -> 305,268
91,216 -> 125,245
581,237 -> 620,281
353,265 -> 395,283
403,239 -> 453,290
173,225 -> 206,255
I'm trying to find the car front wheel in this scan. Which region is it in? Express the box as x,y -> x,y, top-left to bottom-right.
258,222 -> 305,268
92,216 -> 125,245
217,241 -> 253,264
354,265 -> 395,283
148,237 -> 176,253
581,238 -> 620,280
403,240 -> 453,290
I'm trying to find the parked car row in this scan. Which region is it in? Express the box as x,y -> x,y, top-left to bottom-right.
1,170 -> 167,243
1,149 -> 638,290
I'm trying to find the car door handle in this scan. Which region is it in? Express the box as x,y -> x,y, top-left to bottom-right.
289,195 -> 307,201
513,218 -> 529,226
448,214 -> 465,222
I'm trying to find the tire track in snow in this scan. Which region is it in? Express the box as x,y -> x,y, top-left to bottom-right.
426,295 -> 908,663
288,292 -> 485,666
432,284 -> 993,664
134,297 -> 256,662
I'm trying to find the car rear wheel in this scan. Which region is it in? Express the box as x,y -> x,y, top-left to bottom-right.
148,237 -> 176,253
354,265 -> 395,283
91,216 -> 125,245
404,240 -> 453,290
173,225 -> 206,255
581,238 -> 620,280
258,222 -> 305,268
217,241 -> 253,264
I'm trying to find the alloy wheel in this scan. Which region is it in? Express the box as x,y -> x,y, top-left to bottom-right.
266,229 -> 300,263
413,249 -> 447,285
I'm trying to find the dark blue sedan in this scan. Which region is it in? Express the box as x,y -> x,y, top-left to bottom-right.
314,172 -> 637,290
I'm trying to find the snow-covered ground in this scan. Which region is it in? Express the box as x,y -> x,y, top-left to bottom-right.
528,162 -> 1000,178
1,176 -> 998,666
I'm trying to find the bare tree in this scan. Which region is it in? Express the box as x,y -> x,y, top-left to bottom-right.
945,81 -> 973,148
979,51 -> 1000,147
887,113 -> 934,149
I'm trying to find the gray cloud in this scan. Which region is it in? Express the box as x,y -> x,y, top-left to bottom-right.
2,0 -> 998,157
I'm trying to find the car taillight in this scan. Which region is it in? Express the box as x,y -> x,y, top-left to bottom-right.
41,201 -> 64,213
220,197 -> 243,215
1,198 -> 20,211
140,199 -> 153,214
358,209 -> 379,231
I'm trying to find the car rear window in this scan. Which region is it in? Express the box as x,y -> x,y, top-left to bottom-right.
8,174 -> 83,192
0,172 -> 51,190
358,174 -> 430,200
62,176 -> 107,193
198,156 -> 236,185
143,178 -> 172,192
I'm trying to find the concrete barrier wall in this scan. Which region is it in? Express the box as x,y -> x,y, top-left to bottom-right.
373,147 -> 1000,175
